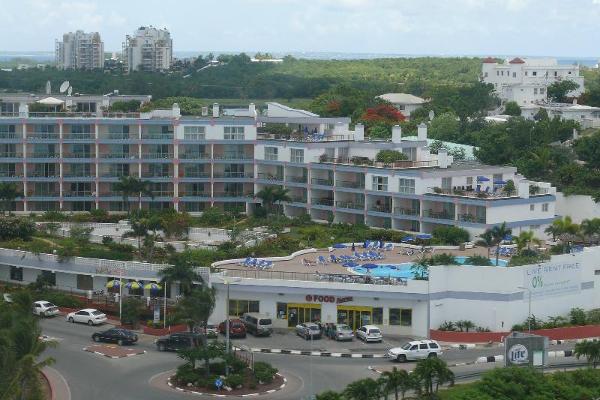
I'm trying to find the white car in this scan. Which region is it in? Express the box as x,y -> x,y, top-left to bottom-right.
66,308 -> 107,326
355,325 -> 383,343
387,340 -> 443,362
33,301 -> 60,317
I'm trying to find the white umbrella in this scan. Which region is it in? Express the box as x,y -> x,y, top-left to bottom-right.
36,97 -> 64,106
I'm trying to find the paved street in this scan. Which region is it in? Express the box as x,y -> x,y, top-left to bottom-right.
40,317 -> 586,400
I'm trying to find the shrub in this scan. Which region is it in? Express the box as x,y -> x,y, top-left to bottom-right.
69,225 -> 93,244
375,150 -> 408,164
464,255 -> 492,266
0,217 -> 36,241
432,226 -> 470,245
225,373 -> 244,388
102,236 -> 114,245
121,297 -> 144,326
39,291 -> 84,308
570,308 -> 587,326
175,364 -> 201,386
429,253 -> 458,265
438,321 -> 457,331
253,361 -> 278,383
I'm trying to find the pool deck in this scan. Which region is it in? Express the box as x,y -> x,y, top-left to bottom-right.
218,245 -> 499,276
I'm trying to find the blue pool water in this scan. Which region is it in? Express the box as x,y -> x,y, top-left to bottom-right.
351,257 -> 508,279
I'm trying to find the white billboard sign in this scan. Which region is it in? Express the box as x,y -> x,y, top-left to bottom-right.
523,261 -> 581,299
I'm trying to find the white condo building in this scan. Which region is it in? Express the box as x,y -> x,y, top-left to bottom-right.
55,31 -> 104,70
482,57 -> 584,106
122,26 -> 173,72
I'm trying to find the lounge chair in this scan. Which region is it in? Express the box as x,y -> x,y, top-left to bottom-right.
330,254 -> 339,263
318,255 -> 328,265
403,248 -> 415,256
302,258 -> 316,267
384,243 -> 393,251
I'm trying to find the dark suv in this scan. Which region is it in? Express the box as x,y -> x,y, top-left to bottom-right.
218,318 -> 247,338
155,333 -> 204,352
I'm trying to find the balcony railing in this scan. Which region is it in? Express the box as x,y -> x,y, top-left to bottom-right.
29,153 -> 59,158
458,213 -> 486,223
423,210 -> 455,220
150,191 -> 174,197
27,133 -> 59,140
313,198 -> 334,207
285,176 -> 307,183
336,180 -> 364,189
100,173 -> 130,178
63,134 -> 94,140
368,205 -> 391,213
179,153 -> 210,160
393,207 -> 419,216
213,172 -> 253,178
0,152 -> 20,158
63,191 -> 93,197
0,132 -> 19,139
336,200 -> 364,210
319,156 -> 437,170
213,153 -> 253,160
63,173 -> 94,178
141,173 -> 172,178
142,153 -> 173,159
288,196 -> 307,203
182,171 -> 210,178
141,134 -> 173,140
257,173 -> 283,181
27,191 -> 59,197
103,133 -> 133,140
311,178 -> 333,186
63,153 -> 94,159
101,153 -> 137,159
179,191 -> 210,197
28,172 -> 58,178
213,191 -> 253,198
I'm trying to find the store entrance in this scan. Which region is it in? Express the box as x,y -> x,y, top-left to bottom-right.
337,306 -> 373,331
287,304 -> 321,327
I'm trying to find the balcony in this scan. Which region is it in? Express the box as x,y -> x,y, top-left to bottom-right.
27,191 -> 59,197
63,173 -> 94,178
313,198 -> 334,207
318,156 -> 437,170
368,205 -> 391,213
336,180 -> 364,189
288,196 -> 307,203
311,178 -> 333,186
213,172 -> 254,178
0,132 -> 19,139
179,191 -> 210,197
63,191 -> 94,197
213,191 -> 253,198
423,210 -> 455,220
101,153 -> 137,159
285,176 -> 307,184
213,153 -> 253,160
182,171 -> 210,178
427,187 -> 521,200
179,153 -> 210,160
141,173 -> 172,178
29,152 -> 59,159
100,172 -> 130,178
64,134 -> 94,140
105,133 -> 134,140
257,172 -> 283,182
63,153 -> 94,159
336,200 -> 364,210
27,133 -> 59,140
149,191 -> 174,197
393,207 -> 419,216
28,171 -> 59,178
0,152 -> 21,158
141,134 -> 173,140
142,153 -> 173,160
457,213 -> 486,223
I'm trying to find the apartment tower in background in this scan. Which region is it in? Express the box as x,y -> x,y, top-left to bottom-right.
55,31 -> 104,70
122,26 -> 173,72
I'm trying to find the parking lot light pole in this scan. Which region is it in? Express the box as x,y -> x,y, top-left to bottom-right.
518,286 -> 532,332
223,277 -> 241,356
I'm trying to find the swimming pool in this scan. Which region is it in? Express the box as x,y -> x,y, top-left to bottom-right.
351,257 -> 508,279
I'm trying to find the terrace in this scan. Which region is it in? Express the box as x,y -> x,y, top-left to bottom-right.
318,156 -> 438,170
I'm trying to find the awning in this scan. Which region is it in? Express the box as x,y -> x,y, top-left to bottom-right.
477,176 -> 490,182
417,234 -> 433,240
37,97 -> 64,106
402,236 -> 415,242
494,180 -> 507,185
332,243 -> 347,249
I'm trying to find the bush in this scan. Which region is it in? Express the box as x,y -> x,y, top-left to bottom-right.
438,321 -> 457,331
464,255 -> 492,266
102,236 -> 114,245
375,150 -> 408,164
175,364 -> 201,386
253,361 -> 278,384
225,373 -> 244,389
432,226 -> 470,245
570,307 -> 587,326
429,253 -> 459,265
38,291 -> 84,308
0,217 -> 36,241
69,225 -> 93,244
121,297 -> 144,326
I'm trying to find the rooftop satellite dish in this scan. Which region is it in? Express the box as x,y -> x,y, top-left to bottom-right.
45,81 -> 51,95
59,81 -> 70,93
67,86 -> 72,96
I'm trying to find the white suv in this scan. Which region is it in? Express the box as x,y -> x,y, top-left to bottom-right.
387,340 -> 442,362
33,301 -> 60,317
355,325 -> 383,343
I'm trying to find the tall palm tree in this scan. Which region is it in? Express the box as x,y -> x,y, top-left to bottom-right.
122,217 -> 149,259
114,176 -> 154,215
173,285 -> 216,332
158,260 -> 202,297
574,340 -> 600,368
412,357 -> 455,396
0,182 -> 21,215
343,378 -> 381,400
491,222 -> 512,266
580,218 -> 600,245
255,186 -> 276,215
381,366 -> 413,400
477,229 -> 495,258
515,231 -> 541,252
272,186 -> 291,215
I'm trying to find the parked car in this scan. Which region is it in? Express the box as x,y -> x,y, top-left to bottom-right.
156,333 -> 204,352
66,308 -> 107,326
295,322 -> 322,340
33,301 -> 60,317
241,313 -> 273,337
355,325 -> 383,343
218,318 -> 247,338
327,324 -> 353,341
387,340 -> 443,362
92,328 -> 138,345
204,324 -> 219,338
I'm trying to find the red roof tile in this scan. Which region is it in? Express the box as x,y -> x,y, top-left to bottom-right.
482,57 -> 496,63
509,57 -> 525,64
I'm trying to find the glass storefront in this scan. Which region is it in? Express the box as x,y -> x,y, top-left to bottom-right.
284,303 -> 321,327
337,306 -> 383,331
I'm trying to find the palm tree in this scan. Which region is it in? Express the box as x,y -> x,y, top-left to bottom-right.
580,218 -> 600,245
491,222 -> 512,266
410,256 -> 430,280
412,357 -> 455,396
343,378 -> 381,400
0,182 -> 21,215
173,285 -> 216,332
574,340 -> 600,368
256,186 -> 276,215
122,217 -> 149,259
158,259 -> 202,297
515,231 -> 541,252
272,186 -> 291,215
114,176 -> 153,215
315,391 -> 343,400
381,367 -> 413,400
477,229 -> 495,258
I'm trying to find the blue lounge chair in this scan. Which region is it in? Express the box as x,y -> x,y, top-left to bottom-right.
318,255 -> 328,265
384,243 -> 393,251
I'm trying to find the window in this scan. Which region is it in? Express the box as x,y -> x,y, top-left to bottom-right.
41,270 -> 56,286
398,178 -> 415,194
76,274 -> 93,290
108,125 -> 130,135
512,72 -> 516,78
441,177 -> 452,191
542,203 -> 549,212
224,126 -> 244,140
554,71 -> 558,77
466,177 -> 473,186
534,88 -> 538,95
265,147 -> 278,161
70,125 -> 92,134
229,299 -> 259,316
183,126 -> 206,140
530,225 -> 540,230
532,71 -> 537,76
372,307 -> 383,325
530,204 -> 535,211
10,266 -> 23,281
372,176 -> 388,191
419,344 -> 428,350
496,71 -> 499,76
540,88 -> 545,95
290,148 -> 304,163
277,302 -> 287,319
389,308 -> 412,326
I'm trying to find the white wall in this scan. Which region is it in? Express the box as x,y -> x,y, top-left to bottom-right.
556,193 -> 600,223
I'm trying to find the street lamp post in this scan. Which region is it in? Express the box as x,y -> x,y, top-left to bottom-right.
426,278 -> 431,339
223,277 -> 241,356
518,286 -> 532,332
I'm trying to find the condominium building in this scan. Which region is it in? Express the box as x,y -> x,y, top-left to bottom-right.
0,99 -> 556,239
482,57 -> 584,106
55,31 -> 104,70
122,26 -> 172,72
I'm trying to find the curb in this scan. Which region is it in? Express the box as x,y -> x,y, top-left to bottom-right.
234,346 -> 387,358
83,346 -> 147,359
548,350 -> 574,358
41,368 -> 54,400
475,355 -> 504,363
167,373 -> 287,397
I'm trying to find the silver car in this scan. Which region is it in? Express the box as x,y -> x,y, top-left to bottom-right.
295,322 -> 322,340
328,324 -> 354,341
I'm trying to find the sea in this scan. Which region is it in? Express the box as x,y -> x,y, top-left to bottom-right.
0,51 -> 598,67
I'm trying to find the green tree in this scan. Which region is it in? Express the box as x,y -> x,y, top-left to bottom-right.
173,285 -> 216,332
574,340 -> 600,368
503,101 -> 521,116
121,296 -> 144,328
256,186 -> 276,215
158,259 -> 203,296
515,231 -> 540,252
547,80 -> 580,102
272,186 -> 291,215
113,176 -> 154,215
381,366 -> 414,400
375,150 -> 408,164
412,357 -> 455,396
368,123 -> 391,139
477,229 -> 495,258
574,132 -> 600,169
429,112 -> 460,141
410,256 -> 430,280
343,378 -> 381,400
122,216 -> 149,258
491,222 -> 512,266
580,218 -> 600,244
178,340 -> 224,377
315,391 -> 344,400
502,179 -> 516,196
0,183 -> 21,215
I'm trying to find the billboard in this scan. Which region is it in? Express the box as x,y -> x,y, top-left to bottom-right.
505,332 -> 548,367
522,260 -> 582,299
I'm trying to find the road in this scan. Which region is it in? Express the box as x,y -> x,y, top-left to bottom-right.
39,317 -> 587,400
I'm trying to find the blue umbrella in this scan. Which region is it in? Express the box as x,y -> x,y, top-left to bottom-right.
417,234 -> 433,240
402,236 -> 415,242
363,240 -> 369,248
494,180 -> 507,185
503,234 -> 513,241
379,241 -> 385,249
361,263 -> 378,269
332,243 -> 347,249
477,176 -> 490,182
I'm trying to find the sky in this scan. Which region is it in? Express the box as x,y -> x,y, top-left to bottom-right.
1,0 -> 600,57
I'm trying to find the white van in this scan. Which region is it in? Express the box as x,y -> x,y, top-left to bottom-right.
241,313 -> 273,337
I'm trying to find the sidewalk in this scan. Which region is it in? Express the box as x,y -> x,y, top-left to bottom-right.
42,366 -> 71,400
